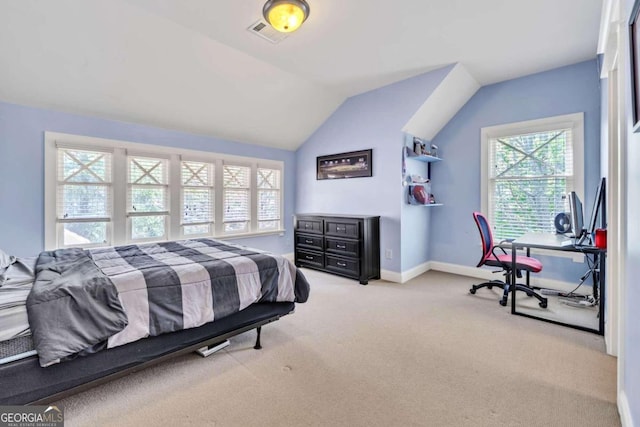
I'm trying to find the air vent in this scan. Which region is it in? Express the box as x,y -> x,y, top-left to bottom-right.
247,19 -> 288,44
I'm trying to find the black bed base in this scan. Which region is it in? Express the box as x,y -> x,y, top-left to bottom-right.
0,302 -> 295,405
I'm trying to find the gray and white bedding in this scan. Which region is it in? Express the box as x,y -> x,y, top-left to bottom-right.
26,239 -> 310,367
0,257 -> 36,342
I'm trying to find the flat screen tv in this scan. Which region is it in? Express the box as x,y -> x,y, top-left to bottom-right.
568,191 -> 585,242
587,177 -> 607,236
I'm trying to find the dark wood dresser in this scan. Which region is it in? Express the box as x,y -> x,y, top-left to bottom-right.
294,214 -> 380,285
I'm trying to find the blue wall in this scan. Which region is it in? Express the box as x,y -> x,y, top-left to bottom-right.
295,65 -> 453,273
0,101 -> 297,257
429,60 -> 602,281
623,0 -> 640,421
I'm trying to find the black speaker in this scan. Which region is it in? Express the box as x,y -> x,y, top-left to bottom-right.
554,212 -> 571,234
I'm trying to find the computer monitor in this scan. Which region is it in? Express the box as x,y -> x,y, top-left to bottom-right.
568,191 -> 585,242
588,177 -> 606,236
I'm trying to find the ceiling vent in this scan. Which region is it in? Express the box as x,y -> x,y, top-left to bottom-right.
247,19 -> 289,44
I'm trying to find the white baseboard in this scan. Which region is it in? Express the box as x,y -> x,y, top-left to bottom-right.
619,390 -> 634,427
381,261 -> 431,283
428,261 -> 578,291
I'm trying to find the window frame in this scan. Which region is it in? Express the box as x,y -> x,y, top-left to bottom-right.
480,113 -> 585,259
44,132 -> 284,250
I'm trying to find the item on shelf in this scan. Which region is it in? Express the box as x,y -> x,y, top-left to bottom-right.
407,184 -> 435,205
430,144 -> 438,158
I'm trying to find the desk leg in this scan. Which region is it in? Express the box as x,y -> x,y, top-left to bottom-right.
511,242 -> 517,314
599,252 -> 606,335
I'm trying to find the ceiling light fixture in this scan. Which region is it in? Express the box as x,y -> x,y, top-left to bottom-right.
263,0 -> 310,33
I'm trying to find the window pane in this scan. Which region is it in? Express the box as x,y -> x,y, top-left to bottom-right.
183,188 -> 213,223
182,161 -> 212,186
129,157 -> 167,184
492,178 -> 567,239
61,185 -> 109,218
258,220 -> 279,231
131,216 -> 165,240
60,150 -> 111,183
223,189 -> 249,221
224,222 -> 248,233
258,190 -> 280,221
223,165 -> 250,188
257,168 -> 280,189
184,224 -> 210,235
63,222 -> 107,246
131,187 -> 167,212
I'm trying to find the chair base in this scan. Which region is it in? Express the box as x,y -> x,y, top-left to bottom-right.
470,280 -> 548,309
469,280 -> 506,294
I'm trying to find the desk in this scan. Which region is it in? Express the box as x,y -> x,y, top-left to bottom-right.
508,233 -> 606,335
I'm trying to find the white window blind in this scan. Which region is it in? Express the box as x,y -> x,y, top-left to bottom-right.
57,148 -> 112,247
257,167 -> 281,231
223,164 -> 250,234
488,128 -> 574,240
128,156 -> 168,240
46,132 -> 285,249
181,161 -> 214,236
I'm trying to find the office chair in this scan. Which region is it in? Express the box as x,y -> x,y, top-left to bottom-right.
469,212 -> 548,308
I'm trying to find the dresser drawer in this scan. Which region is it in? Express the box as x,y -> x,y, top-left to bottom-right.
325,237 -> 359,257
296,218 -> 323,234
296,249 -> 324,268
325,255 -> 360,277
325,220 -> 360,238
296,234 -> 323,251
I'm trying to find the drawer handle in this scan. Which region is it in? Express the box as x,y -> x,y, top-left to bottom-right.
305,224 -> 310,228
336,244 -> 346,249
337,262 -> 347,267
305,240 -> 314,244
336,227 -> 344,232
305,256 -> 314,260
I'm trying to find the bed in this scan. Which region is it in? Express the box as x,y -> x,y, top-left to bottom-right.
0,239 -> 309,405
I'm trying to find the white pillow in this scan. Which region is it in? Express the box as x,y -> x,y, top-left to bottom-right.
0,249 -> 17,286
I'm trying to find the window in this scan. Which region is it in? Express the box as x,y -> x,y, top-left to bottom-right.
45,133 -> 284,249
128,156 -> 169,241
257,167 -> 281,231
56,148 -> 112,247
481,113 -> 584,240
181,161 -> 214,236
223,164 -> 251,234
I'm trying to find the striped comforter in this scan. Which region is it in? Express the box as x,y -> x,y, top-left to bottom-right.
27,239 -> 310,367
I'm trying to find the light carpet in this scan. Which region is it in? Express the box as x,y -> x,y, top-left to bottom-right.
57,269 -> 620,427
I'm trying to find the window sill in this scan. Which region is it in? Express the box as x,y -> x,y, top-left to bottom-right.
219,229 -> 287,240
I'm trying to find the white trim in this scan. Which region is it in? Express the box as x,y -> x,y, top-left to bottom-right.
44,131 -> 284,250
380,269 -> 403,283
480,113 -> 585,258
47,132 -> 282,167
618,390 -> 634,427
481,112 -> 585,200
381,261 -> 432,283
428,261 -> 580,292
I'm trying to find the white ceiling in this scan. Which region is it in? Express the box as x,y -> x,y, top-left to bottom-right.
0,0 -> 602,150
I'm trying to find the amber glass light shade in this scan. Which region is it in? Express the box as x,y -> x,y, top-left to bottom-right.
263,0 -> 310,33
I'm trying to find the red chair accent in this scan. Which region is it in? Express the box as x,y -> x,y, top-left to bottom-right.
469,212 -> 547,308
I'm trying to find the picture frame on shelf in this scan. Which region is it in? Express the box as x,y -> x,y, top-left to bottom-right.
316,149 -> 373,180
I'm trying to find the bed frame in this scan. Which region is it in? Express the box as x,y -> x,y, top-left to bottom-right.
0,302 -> 294,405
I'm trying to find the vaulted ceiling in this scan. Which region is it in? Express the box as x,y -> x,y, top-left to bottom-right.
0,0 -> 602,150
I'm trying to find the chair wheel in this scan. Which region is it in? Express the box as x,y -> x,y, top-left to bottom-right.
539,301 -> 548,308
499,300 -> 507,306
526,292 -> 534,297
469,288 -> 476,294
487,285 -> 493,290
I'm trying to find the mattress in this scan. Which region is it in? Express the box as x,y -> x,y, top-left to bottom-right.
0,257 -> 36,343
